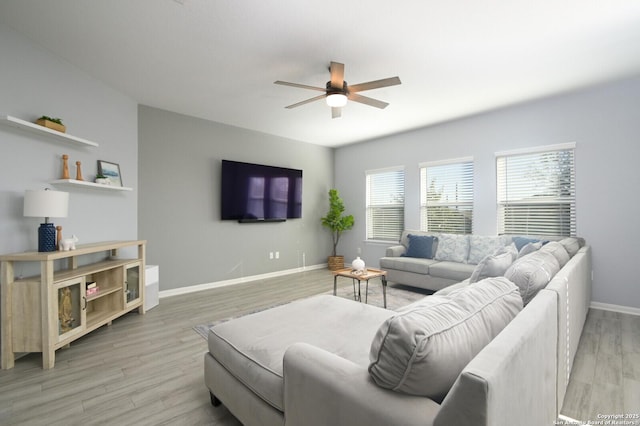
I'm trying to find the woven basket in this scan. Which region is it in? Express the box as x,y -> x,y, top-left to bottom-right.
327,256 -> 344,271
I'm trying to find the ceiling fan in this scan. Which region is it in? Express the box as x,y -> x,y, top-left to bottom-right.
274,61 -> 401,119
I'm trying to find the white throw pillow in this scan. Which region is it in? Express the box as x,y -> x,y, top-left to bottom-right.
468,235 -> 508,265
559,237 -> 583,258
434,234 -> 470,263
469,243 -> 518,283
539,241 -> 570,268
368,277 -> 523,401
504,250 -> 560,305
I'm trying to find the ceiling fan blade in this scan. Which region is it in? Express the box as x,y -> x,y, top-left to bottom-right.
348,93 -> 389,109
348,76 -> 401,93
331,107 -> 342,119
285,94 -> 326,109
274,81 -> 326,92
329,62 -> 345,89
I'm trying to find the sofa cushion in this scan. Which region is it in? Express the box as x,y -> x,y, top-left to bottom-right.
379,256 -> 437,275
539,241 -> 570,268
467,235 -> 508,265
434,234 -> 470,263
504,250 -> 560,305
433,278 -> 470,296
469,243 -> 518,283
208,295 -> 394,411
428,261 -> 476,281
368,277 -> 523,401
404,234 -> 437,259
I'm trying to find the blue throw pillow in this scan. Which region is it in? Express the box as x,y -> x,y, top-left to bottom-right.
403,235 -> 436,259
513,237 -> 540,251
513,236 -> 551,251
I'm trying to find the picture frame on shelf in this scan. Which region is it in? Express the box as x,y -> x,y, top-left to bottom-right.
97,160 -> 123,187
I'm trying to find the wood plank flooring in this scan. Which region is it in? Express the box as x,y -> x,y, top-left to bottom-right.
0,268 -> 637,425
561,308 -> 640,423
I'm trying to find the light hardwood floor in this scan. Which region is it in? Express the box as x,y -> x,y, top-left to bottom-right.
0,269 -> 637,425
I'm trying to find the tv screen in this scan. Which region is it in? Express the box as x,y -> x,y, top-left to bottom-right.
221,160 -> 303,221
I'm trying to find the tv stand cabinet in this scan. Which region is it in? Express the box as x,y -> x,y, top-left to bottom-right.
0,240 -> 146,369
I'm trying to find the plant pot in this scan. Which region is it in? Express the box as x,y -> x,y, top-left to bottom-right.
327,255 -> 345,271
36,118 -> 66,133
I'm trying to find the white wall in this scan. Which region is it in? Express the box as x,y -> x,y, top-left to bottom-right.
0,24 -> 138,259
335,76 -> 640,310
138,106 -> 334,291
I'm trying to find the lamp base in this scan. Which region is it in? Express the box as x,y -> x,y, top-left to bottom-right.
38,223 -> 57,252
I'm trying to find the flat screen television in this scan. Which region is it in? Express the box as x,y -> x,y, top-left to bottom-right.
220,160 -> 303,222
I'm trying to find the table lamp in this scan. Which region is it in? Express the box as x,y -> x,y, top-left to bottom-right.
24,189 -> 69,252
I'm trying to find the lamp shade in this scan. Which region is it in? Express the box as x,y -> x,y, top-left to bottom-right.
24,189 -> 69,219
326,93 -> 348,108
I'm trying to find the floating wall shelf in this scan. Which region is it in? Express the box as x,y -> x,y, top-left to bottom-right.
51,179 -> 133,192
0,115 -> 99,147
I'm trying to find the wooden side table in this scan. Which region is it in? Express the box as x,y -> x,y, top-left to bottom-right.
332,268 -> 388,308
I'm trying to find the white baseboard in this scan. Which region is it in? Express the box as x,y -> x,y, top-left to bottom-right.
159,264 -> 327,298
590,301 -> 640,316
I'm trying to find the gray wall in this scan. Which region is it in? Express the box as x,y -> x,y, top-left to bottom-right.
0,24 -> 138,260
138,106 -> 333,291
335,76 -> 640,310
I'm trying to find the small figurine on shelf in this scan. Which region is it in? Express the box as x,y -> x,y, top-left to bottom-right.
56,226 -> 63,250
61,154 -> 70,179
59,235 -> 78,251
75,161 -> 83,181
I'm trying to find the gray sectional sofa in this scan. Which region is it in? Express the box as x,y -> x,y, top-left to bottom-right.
204,234 -> 592,426
380,229 -> 577,292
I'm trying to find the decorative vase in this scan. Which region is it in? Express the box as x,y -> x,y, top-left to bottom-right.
352,256 -> 365,272
327,255 -> 344,271
95,177 -> 110,185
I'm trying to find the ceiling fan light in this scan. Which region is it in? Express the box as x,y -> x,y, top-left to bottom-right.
326,93 -> 347,107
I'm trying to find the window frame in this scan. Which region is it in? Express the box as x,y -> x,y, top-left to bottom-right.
365,166 -> 405,242
496,143 -> 576,237
419,157 -> 474,235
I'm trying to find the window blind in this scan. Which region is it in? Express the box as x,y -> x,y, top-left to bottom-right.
366,167 -> 405,241
420,159 -> 474,234
496,145 -> 576,236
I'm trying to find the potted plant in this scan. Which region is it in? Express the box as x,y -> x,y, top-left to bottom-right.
36,115 -> 66,133
94,174 -> 110,185
321,189 -> 354,270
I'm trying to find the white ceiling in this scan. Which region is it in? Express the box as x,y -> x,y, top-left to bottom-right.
2,0 -> 640,147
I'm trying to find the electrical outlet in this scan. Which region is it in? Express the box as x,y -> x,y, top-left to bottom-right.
275,251 -> 280,259
269,252 -> 274,260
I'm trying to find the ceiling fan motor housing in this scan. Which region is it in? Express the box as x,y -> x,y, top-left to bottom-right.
326,81 -> 348,95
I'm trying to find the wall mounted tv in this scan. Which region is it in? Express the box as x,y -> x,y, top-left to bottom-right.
220,160 -> 303,222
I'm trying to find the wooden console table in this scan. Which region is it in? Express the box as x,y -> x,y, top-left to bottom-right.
0,240 -> 146,369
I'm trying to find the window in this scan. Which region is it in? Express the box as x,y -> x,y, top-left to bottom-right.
420,158 -> 474,234
366,167 -> 405,241
496,143 -> 576,236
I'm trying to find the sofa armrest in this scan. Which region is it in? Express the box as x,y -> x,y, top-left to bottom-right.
385,245 -> 406,257
434,291 -> 558,426
283,342 -> 440,426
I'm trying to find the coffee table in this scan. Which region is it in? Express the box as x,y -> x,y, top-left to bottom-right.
332,268 -> 388,308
